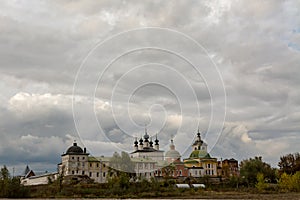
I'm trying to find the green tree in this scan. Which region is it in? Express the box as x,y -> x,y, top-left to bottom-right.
0,166 -> 28,198
8,177 -> 28,198
0,165 -> 10,197
161,164 -> 175,178
240,156 -> 276,187
0,165 -> 10,180
110,151 -> 135,174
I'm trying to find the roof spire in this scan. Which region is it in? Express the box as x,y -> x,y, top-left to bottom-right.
143,124 -> 149,140
134,137 -> 138,146
149,137 -> 153,147
155,134 -> 159,145
170,139 -> 175,150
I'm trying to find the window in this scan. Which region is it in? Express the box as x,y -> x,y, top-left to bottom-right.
72,157 -> 74,160
82,163 -> 85,167
90,163 -> 92,167
96,172 -> 99,177
77,157 -> 80,161
82,157 -> 85,160
208,163 -> 211,168
179,170 -> 182,176
195,170 -> 197,175
103,172 -> 106,177
103,164 -> 106,168
89,172 -> 92,177
96,163 -> 99,168
82,171 -> 85,175
72,171 -> 74,175
76,170 -> 78,174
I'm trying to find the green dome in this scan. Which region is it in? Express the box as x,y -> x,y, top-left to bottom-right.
189,150 -> 211,158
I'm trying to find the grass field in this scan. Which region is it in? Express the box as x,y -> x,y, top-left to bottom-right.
26,183 -> 300,199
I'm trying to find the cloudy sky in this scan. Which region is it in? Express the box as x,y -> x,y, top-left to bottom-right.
0,0 -> 299,175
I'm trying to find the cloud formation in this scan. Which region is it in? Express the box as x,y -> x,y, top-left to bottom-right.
0,0 -> 299,174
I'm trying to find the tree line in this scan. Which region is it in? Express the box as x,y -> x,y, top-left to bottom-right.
0,151 -> 300,197
229,152 -> 300,192
0,165 -> 29,197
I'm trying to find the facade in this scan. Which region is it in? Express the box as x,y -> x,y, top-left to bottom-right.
130,130 -> 164,161
21,172 -> 58,186
129,130 -> 164,179
57,142 -> 110,183
21,129 -> 239,185
57,130 -> 164,183
183,131 -> 218,177
157,139 -> 189,178
20,165 -> 58,186
219,158 -> 239,178
132,157 -> 157,179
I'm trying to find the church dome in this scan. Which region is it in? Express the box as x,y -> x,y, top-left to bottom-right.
189,150 -> 211,159
66,142 -> 84,154
165,139 -> 181,160
165,149 -> 181,159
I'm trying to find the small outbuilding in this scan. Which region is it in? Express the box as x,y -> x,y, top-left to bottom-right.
175,184 -> 190,188
192,183 -> 205,188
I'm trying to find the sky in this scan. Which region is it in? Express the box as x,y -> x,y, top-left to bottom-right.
0,0 -> 299,175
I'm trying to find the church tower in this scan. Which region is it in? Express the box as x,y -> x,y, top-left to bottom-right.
192,129 -> 207,151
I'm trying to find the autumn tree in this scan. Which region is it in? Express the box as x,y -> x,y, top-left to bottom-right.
278,152 -> 300,175
255,173 -> 267,192
278,171 -> 300,192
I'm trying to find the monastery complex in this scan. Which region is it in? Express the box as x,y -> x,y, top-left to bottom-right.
21,130 -> 239,185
